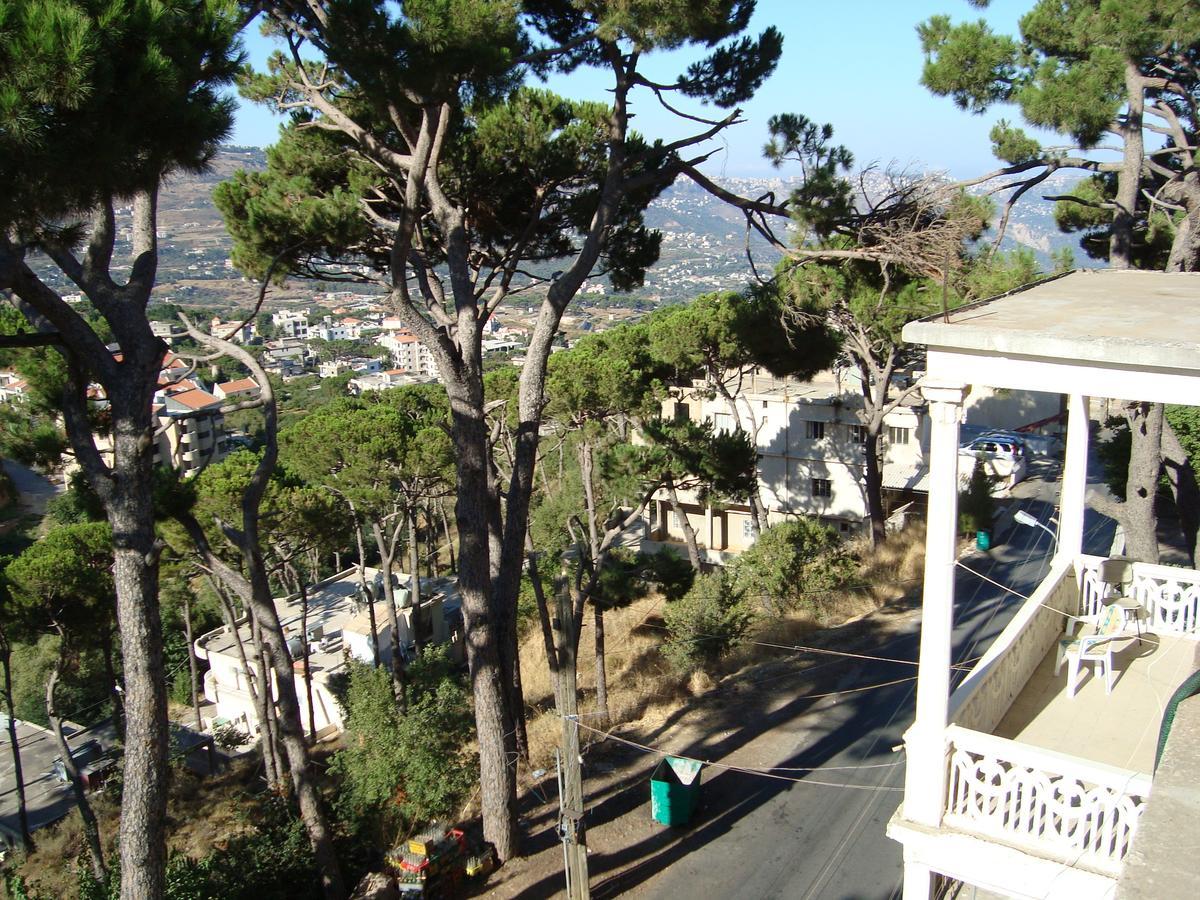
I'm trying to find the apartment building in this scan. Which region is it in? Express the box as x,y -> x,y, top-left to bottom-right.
154,384 -> 227,476
644,366 -> 1060,563
377,329 -> 438,379
271,310 -> 310,340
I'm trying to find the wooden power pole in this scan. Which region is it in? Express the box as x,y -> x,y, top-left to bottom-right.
554,584 -> 589,899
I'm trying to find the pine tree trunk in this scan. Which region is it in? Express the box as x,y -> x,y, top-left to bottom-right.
298,580 -> 316,741
1122,402 -> 1163,562
250,615 -> 283,790
450,392 -> 518,862
244,559 -> 345,899
98,629 -> 124,738
1110,62 -> 1145,270
665,477 -> 703,569
593,604 -> 609,726
216,589 -> 279,786
370,523 -> 407,706
182,593 -> 203,732
864,430 -> 887,547
352,519 -> 381,667
1,637 -> 33,851
409,512 -> 425,654
1162,418 -> 1200,565
439,501 -> 456,573
47,661 -> 106,882
717,380 -> 768,535
105,433 -> 168,900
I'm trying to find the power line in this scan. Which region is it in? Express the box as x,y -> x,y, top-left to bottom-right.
571,719 -> 903,792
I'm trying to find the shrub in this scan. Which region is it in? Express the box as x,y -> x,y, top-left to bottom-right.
329,648 -> 476,823
728,518 -> 852,612
662,573 -> 754,673
959,457 -> 997,534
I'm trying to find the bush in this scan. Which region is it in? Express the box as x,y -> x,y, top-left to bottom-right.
662,573 -> 754,673
959,458 -> 997,534
642,547 -> 695,601
728,518 -> 852,613
329,648 -> 476,824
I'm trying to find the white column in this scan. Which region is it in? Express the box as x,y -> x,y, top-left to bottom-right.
903,382 -> 967,827
902,859 -> 935,900
1057,393 -> 1090,562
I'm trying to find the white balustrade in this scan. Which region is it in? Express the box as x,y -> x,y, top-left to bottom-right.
1079,555 -> 1200,637
944,725 -> 1151,876
950,559 -> 1077,733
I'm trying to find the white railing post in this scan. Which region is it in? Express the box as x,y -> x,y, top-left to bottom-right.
903,382 -> 967,832
1057,393 -> 1090,562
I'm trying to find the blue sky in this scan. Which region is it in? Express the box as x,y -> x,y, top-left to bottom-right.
232,0 -> 1048,179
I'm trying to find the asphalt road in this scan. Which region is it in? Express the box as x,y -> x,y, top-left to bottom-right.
634,499 -> 1115,900
2,458 -> 61,517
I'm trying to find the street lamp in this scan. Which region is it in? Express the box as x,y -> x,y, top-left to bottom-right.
1013,509 -> 1057,544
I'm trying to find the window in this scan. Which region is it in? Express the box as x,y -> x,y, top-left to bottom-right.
851,424 -> 869,444
673,401 -> 690,423
742,517 -> 756,539
762,400 -> 769,409
712,412 -> 734,434
888,426 -> 911,446
805,420 -> 825,440
671,511 -> 681,528
811,478 -> 832,499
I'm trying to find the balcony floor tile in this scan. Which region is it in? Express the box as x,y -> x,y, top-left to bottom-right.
994,631 -> 1199,773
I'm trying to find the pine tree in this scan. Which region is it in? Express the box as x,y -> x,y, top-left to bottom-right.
219,0 -> 783,860
0,3 -> 242,896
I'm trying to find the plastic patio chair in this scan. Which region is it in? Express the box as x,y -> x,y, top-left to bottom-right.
1054,604 -> 1134,697
1098,556 -> 1143,643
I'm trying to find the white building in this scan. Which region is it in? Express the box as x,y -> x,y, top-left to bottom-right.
348,368 -> 433,395
887,270 -> 1200,899
271,310 -> 310,340
314,315 -> 361,342
154,385 -> 227,476
194,567 -> 462,738
208,317 -> 257,344
0,371 -> 28,404
377,330 -> 438,379
644,367 -> 1060,563
213,377 -> 261,403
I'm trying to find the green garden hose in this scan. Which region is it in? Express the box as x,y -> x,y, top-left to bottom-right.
1155,667 -> 1200,772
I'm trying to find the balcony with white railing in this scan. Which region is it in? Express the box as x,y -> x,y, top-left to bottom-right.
899,556 -> 1200,895
888,271 -> 1200,900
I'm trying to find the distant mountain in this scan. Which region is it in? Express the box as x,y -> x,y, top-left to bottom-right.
28,147 -> 1086,312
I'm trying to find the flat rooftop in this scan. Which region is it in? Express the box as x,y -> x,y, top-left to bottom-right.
197,567 -> 461,676
904,270 -> 1200,372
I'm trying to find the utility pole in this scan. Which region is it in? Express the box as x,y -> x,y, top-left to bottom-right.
554,582 -> 589,899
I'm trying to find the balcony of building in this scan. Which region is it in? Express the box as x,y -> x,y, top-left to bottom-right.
892,555 -> 1200,895
886,270 -> 1200,900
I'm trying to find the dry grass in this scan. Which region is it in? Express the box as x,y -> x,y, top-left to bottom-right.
517,523 -> 928,770
11,760 -> 266,897
846,521 -> 928,608
520,595 -> 689,769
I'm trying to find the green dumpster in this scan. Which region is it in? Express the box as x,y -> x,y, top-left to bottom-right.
650,756 -> 702,826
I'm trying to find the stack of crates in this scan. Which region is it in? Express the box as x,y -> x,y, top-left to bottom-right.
386,825 -> 468,897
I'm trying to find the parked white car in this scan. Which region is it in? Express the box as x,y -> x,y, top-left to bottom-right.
959,437 -> 1028,488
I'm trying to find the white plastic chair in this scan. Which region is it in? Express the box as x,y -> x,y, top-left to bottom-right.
1054,604 -> 1133,697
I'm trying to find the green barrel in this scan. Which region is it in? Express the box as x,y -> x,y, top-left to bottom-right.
651,756 -> 702,826
976,530 -> 991,551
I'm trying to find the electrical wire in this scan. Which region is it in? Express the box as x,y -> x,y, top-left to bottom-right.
569,718 -> 903,792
